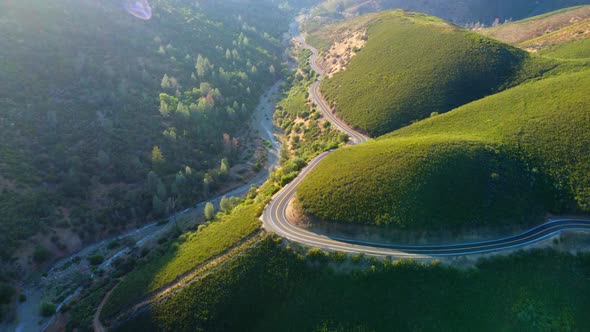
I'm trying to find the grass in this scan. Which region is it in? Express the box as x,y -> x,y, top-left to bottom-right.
539,38 -> 590,59
101,198 -> 266,319
117,237 -> 590,331
315,10 -> 557,136
296,69 -> 590,230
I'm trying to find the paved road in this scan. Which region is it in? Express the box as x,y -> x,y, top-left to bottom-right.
262,21 -> 590,257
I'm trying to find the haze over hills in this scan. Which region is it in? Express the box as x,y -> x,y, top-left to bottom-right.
313,0 -> 590,25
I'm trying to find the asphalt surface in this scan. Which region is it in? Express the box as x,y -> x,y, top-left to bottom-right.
261,21 -> 590,257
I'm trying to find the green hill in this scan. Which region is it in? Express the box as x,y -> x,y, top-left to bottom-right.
118,238 -> 590,331
296,69 -> 590,230
316,11 -> 557,136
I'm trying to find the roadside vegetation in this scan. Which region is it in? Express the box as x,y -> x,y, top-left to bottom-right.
96,27 -> 352,329
116,236 -> 590,331
274,48 -> 349,162
314,10 -> 560,136
296,69 -> 590,230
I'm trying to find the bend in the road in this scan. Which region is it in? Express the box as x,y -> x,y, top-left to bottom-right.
262,20 -> 590,258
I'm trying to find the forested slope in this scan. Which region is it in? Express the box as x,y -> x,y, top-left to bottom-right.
0,0 -> 301,279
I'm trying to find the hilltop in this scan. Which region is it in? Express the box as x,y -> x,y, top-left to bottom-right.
311,10 -> 558,136
479,5 -> 590,53
296,68 -> 590,231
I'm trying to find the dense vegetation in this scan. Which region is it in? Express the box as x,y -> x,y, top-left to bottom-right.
296,69 -> 590,230
117,237 -> 590,331
316,11 -> 556,136
0,0 -> 303,275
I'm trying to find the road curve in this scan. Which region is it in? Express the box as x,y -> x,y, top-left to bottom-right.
262,21 -> 590,257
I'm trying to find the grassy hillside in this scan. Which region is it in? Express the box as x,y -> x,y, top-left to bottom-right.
118,238 -> 590,331
519,17 -> 590,55
316,11 -> 556,136
0,0 -> 301,276
539,38 -> 590,58
479,6 -> 590,45
296,69 -> 590,230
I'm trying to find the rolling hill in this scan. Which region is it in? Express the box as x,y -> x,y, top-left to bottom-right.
295,68 -> 590,231
313,10 -> 559,136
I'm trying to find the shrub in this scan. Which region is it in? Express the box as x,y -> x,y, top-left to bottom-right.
40,302 -> 56,317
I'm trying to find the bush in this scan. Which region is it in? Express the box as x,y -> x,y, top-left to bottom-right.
87,254 -> 105,266
40,302 -> 56,317
33,245 -> 52,264
0,284 -> 15,305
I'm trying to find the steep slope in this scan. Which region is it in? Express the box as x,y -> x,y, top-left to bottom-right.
118,238 -> 590,332
0,0 -> 294,277
314,10 -> 555,136
296,69 -> 590,230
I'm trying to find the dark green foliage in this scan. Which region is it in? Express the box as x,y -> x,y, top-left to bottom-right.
33,245 -> 52,264
87,254 -> 105,266
118,239 -> 590,331
40,301 -> 56,317
318,11 -> 555,136
297,69 -> 590,229
0,0 -> 296,262
0,283 -> 15,305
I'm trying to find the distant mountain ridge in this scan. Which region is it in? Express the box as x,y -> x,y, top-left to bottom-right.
314,0 -> 590,25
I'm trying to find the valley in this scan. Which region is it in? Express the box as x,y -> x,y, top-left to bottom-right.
0,1 -> 589,331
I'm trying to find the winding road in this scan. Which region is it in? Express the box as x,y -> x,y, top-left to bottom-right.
261,21 -> 590,257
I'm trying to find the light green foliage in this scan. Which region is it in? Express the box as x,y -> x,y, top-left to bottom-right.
273,49 -> 347,163
539,38 -> 590,59
204,202 -> 215,221
317,11 -> 557,136
297,69 -> 590,229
